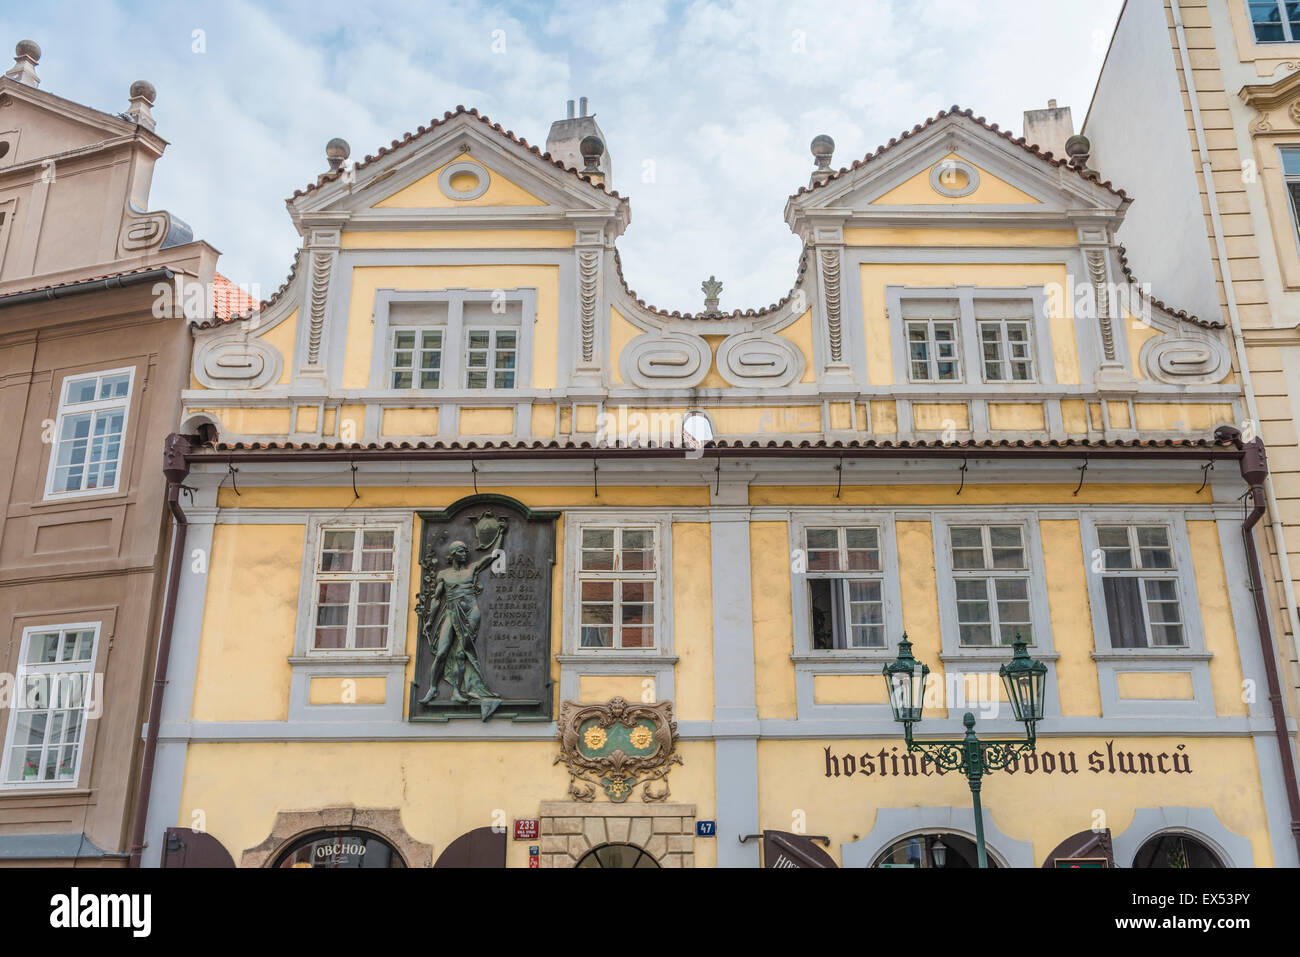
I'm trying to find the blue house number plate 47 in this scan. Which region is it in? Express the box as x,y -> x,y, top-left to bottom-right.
696,821 -> 717,837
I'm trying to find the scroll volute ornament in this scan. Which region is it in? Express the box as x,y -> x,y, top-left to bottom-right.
555,697 -> 681,803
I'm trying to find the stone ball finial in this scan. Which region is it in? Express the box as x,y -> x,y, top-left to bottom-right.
811,133 -> 835,168
326,137 -> 351,170
579,134 -> 604,171
129,80 -> 156,104
15,39 -> 40,61
1064,133 -> 1091,163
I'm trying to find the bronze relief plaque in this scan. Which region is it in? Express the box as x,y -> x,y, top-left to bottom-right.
410,494 -> 558,722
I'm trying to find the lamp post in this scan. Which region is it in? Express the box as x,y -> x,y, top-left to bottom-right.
883,633 -> 1048,869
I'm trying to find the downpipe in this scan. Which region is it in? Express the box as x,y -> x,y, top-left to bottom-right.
128,433 -> 192,868
1223,426 -> 1300,861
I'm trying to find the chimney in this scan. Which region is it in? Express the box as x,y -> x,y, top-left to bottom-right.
4,39 -> 40,88
545,96 -> 612,186
125,80 -> 157,130
1022,99 -> 1074,159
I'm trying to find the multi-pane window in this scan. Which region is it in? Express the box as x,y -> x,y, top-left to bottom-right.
806,522 -> 889,650
949,525 -> 1033,646
46,369 -> 132,497
3,625 -> 98,786
311,527 -> 397,651
1282,149 -> 1300,242
1249,1 -> 1300,42
578,527 -> 657,649
390,329 -> 442,389
978,319 -> 1034,382
906,320 -> 960,382
805,527 -> 885,649
1096,525 -> 1185,648
465,329 -> 517,389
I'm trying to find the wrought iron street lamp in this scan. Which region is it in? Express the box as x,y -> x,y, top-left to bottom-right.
883,633 -> 1049,868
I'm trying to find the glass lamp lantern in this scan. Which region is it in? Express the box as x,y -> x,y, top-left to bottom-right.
882,634 -> 929,724
998,635 -> 1048,724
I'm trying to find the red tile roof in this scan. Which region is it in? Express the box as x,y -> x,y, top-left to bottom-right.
210,272 -> 257,320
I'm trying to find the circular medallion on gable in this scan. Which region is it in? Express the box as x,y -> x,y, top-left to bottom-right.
929,158 -> 980,198
438,161 -> 491,201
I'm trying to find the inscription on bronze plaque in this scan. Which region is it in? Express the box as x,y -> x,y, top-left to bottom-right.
410,495 -> 557,722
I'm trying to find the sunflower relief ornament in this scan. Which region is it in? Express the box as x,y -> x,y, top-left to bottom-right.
555,697 -> 681,802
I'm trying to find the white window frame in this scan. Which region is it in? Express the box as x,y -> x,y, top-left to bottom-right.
463,326 -> 519,390
1248,0 -> 1300,43
1091,523 -> 1187,650
945,521 -> 1037,648
293,515 -> 412,659
932,512 -> 1061,722
369,288 -> 536,395
801,524 -> 890,650
790,513 -> 903,662
0,622 -> 100,790
977,318 -> 1035,383
574,523 -> 662,652
389,327 -> 445,390
43,366 -> 134,500
905,319 -> 962,383
1079,511 -> 1213,718
887,287 -> 1055,392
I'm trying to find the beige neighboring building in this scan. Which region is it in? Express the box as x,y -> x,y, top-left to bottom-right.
1083,0 -> 1300,846
0,40 -> 217,865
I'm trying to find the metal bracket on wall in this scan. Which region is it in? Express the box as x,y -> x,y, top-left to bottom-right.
226,462 -> 240,496
1072,454 -> 1089,497
956,456 -> 969,496
1197,455 -> 1215,495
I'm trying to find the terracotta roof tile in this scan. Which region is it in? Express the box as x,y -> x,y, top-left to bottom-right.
1116,245 -> 1221,330
210,272 -> 257,320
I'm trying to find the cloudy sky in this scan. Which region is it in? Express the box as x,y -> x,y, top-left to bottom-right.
3,0 -> 1124,311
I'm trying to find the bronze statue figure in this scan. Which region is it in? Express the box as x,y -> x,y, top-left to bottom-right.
417,517 -> 507,720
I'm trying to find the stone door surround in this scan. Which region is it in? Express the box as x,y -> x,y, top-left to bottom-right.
539,801 -> 696,867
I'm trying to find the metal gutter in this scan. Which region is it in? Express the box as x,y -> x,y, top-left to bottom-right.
184,443 -> 1239,466
1169,0 -> 1300,671
128,433 -> 192,868
0,267 -> 174,309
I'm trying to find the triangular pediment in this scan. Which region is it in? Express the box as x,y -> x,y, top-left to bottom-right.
869,151 -> 1042,206
373,153 -> 546,209
0,78 -> 155,163
786,109 -> 1129,232
290,109 -> 628,234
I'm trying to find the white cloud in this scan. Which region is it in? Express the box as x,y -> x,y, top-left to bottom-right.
0,0 -> 1123,310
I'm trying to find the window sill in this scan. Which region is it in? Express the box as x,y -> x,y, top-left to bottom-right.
0,782 -> 90,794
1091,650 -> 1211,661
939,650 -> 1060,662
791,652 -> 894,665
556,653 -> 678,664
30,489 -> 131,510
287,654 -> 410,666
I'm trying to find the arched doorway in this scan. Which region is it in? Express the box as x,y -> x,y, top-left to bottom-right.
871,832 -> 998,868
575,843 -> 661,868
273,829 -> 407,868
1132,832 -> 1223,868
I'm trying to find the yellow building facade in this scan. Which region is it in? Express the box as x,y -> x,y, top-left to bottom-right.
141,105 -> 1298,868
